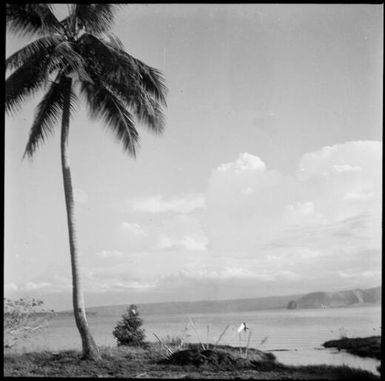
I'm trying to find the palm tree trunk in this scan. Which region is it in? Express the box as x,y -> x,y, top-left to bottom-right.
60,76 -> 100,360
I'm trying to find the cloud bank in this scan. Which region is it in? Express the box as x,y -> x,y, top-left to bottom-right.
130,193 -> 205,214
202,141 -> 381,291
6,141 -> 381,304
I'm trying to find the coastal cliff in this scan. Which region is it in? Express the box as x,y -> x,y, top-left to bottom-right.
287,286 -> 381,309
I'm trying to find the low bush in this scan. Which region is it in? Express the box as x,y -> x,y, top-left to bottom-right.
112,304 -> 145,347
4,297 -> 55,349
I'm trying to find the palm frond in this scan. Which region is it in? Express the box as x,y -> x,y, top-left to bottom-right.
23,77 -> 69,158
6,35 -> 64,73
104,37 -> 168,106
134,96 -> 165,134
5,49 -> 53,115
70,4 -> 118,35
103,79 -> 165,134
75,33 -> 166,133
76,34 -> 165,133
80,81 -> 139,156
77,33 -> 126,76
105,32 -> 125,50
130,57 -> 168,107
78,32 -> 167,106
6,4 -> 63,37
50,41 -> 93,83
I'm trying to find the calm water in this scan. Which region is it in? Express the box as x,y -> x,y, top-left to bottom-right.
12,305 -> 381,375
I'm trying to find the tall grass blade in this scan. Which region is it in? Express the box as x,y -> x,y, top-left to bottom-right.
257,335 -> 269,348
153,332 -> 173,355
179,322 -> 189,349
215,324 -> 230,346
245,329 -> 252,358
189,318 -> 205,350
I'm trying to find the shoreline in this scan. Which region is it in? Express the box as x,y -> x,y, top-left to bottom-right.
322,336 -> 381,360
4,341 -> 380,379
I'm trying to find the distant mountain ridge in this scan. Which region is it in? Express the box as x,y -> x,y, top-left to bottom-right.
74,286 -> 381,317
84,293 -> 303,317
287,286 -> 381,309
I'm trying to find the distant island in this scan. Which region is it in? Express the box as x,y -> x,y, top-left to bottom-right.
79,293 -> 303,317
286,286 -> 381,310
65,286 -> 381,317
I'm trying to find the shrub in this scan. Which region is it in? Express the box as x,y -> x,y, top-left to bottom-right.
4,297 -> 55,349
112,304 -> 145,347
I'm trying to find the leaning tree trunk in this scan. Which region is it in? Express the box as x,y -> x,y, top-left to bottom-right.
60,77 -> 100,360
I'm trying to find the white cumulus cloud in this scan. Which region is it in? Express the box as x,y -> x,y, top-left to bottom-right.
130,193 -> 205,214
155,234 -> 207,251
179,236 -> 208,251
218,152 -> 266,173
333,164 -> 362,173
204,141 -> 381,288
96,250 -> 123,258
344,191 -> 374,201
297,140 -> 381,181
24,281 -> 52,290
121,222 -> 147,237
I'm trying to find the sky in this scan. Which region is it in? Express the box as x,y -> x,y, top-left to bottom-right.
4,4 -> 383,311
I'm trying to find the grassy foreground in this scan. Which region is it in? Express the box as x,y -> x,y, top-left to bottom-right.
3,343 -> 380,379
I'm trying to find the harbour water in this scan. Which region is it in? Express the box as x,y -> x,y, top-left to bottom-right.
12,304 -> 381,375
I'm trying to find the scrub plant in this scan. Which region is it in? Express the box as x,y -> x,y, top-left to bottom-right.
4,297 -> 55,349
113,305 -> 145,347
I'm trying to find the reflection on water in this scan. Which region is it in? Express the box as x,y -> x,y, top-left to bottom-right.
141,305 -> 381,375
272,348 -> 380,376
8,305 -> 381,375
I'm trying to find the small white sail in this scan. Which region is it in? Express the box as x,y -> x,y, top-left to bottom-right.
238,322 -> 247,333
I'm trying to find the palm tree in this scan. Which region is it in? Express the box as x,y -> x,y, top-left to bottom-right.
6,4 -> 167,360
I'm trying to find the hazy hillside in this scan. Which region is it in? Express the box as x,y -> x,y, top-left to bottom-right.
84,294 -> 303,317
58,286 -> 381,316
287,286 -> 381,309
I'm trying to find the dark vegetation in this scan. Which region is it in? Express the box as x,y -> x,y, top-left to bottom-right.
323,336 -> 381,360
162,344 -> 277,371
4,343 -> 380,379
4,297 -> 55,349
112,305 -> 146,347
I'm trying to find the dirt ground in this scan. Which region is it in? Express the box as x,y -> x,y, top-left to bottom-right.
3,343 -> 380,379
